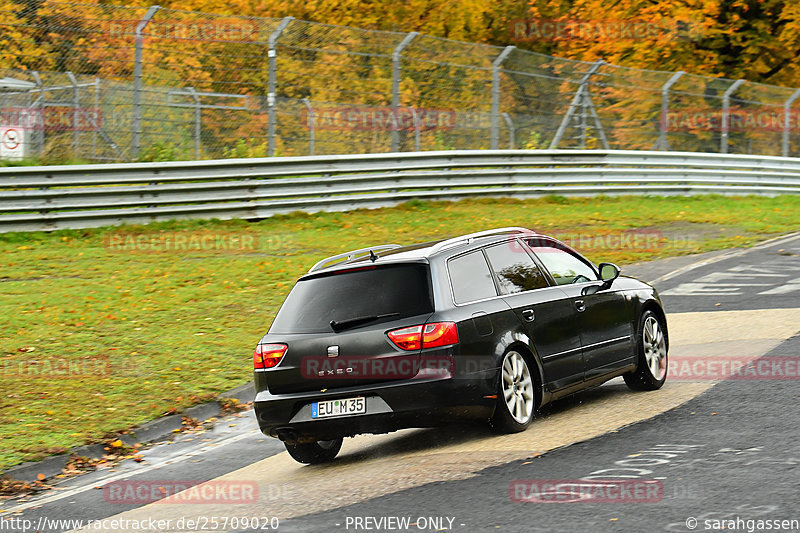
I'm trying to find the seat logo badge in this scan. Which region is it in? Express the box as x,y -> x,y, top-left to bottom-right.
327,346 -> 340,358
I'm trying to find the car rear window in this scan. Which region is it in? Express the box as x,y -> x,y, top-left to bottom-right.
269,264 -> 433,334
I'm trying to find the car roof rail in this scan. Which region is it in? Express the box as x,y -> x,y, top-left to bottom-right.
308,244 -> 402,273
428,227 -> 535,255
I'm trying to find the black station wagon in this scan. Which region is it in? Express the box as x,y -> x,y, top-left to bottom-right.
253,228 -> 668,463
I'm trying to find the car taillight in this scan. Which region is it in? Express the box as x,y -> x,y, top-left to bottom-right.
422,322 -> 459,347
387,322 -> 458,351
254,343 -> 287,369
387,325 -> 423,350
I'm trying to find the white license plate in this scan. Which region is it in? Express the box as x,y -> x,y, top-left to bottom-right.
311,397 -> 366,419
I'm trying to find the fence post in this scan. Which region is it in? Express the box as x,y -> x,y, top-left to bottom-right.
185,87 -> 201,159
93,77 -> 100,159
783,89 -> 800,157
720,79 -> 745,154
392,32 -> 418,152
408,107 -> 420,151
550,59 -> 604,149
302,98 -> 315,156
655,71 -> 684,151
491,46 -> 515,150
31,71 -> 44,157
132,5 -> 161,161
267,16 -> 294,157
66,71 -> 79,158
501,112 -> 514,149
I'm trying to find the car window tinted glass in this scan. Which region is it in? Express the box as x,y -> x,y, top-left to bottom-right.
448,251 -> 497,304
484,242 -> 548,294
527,242 -> 597,285
269,264 -> 433,334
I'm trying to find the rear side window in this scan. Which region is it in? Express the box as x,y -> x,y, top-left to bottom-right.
448,251 -> 497,304
269,264 -> 433,334
484,242 -> 549,294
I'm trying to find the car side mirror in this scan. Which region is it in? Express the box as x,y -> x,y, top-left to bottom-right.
598,262 -> 621,289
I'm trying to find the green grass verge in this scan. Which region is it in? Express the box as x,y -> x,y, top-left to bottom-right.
1,194 -> 799,472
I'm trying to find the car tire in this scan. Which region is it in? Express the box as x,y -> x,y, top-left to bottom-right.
490,350 -> 535,433
624,310 -> 668,391
284,438 -> 343,464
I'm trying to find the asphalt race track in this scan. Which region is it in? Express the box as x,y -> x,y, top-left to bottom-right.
3,233 -> 800,533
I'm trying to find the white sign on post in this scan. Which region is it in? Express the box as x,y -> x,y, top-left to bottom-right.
0,126 -> 28,160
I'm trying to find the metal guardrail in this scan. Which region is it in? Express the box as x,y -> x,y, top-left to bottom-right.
2,149 -> 800,233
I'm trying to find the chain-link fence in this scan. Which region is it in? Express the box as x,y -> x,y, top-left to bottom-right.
4,0 -> 800,162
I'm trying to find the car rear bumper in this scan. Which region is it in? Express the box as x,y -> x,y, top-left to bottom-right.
253,372 -> 497,441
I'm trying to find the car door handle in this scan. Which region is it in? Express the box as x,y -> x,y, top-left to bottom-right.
521,309 -> 535,322
575,299 -> 586,312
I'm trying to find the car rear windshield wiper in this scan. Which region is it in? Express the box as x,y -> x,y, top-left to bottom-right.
330,313 -> 400,332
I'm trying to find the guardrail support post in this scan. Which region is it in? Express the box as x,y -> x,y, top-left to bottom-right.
491,46 -> 515,150
302,98 -> 315,156
132,5 -> 161,161
392,32 -> 418,152
655,71 -> 685,151
721,79 -> 745,154
267,16 -> 294,157
783,88 -> 800,157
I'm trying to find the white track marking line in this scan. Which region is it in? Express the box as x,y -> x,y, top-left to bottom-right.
652,231 -> 800,284
2,432 -> 253,513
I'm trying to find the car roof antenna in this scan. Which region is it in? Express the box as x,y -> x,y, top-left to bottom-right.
369,250 -> 378,262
